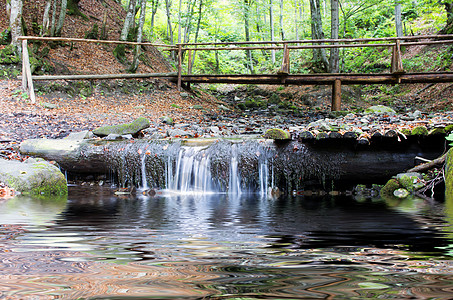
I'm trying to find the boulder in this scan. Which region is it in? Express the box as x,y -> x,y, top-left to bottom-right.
364,105 -> 396,115
0,158 -> 67,195
263,128 -> 291,140
93,117 -> 150,137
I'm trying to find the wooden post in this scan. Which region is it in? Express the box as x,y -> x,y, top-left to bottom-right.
22,40 -> 27,91
22,39 -> 36,104
177,44 -> 182,91
332,79 -> 341,111
391,40 -> 404,75
278,44 -> 290,75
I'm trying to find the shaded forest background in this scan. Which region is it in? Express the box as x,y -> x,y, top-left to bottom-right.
1,0 -> 453,112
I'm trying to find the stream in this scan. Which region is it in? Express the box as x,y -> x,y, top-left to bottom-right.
0,186 -> 452,299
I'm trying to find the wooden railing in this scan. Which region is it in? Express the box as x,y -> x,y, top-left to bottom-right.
18,34 -> 453,110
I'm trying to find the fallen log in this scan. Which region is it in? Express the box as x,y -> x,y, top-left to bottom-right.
19,134 -> 445,190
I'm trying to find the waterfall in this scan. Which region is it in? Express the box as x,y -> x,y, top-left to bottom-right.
167,147 -> 214,193
228,144 -> 242,195
259,156 -> 269,197
140,154 -> 149,190
109,139 -> 320,196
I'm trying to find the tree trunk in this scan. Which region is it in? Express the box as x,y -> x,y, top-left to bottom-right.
269,0 -> 276,63
177,0 -> 182,44
55,0 -> 67,36
130,0 -> 146,73
41,0 -> 52,36
244,0 -> 254,73
165,0 -> 174,45
190,0 -> 204,70
294,0 -> 299,40
150,0 -> 160,38
279,0 -> 285,40
50,0 -> 58,36
329,0 -> 339,73
443,1 -> 453,33
9,0 -> 23,56
309,0 -> 329,72
395,1 -> 403,37
183,0 -> 197,44
120,0 -> 137,41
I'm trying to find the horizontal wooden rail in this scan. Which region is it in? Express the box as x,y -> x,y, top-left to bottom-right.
17,36 -> 177,50
178,34 -> 453,47
32,72 -> 177,81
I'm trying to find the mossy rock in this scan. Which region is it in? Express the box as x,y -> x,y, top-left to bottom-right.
380,178 -> 401,198
0,158 -> 67,195
93,117 -> 150,137
364,105 -> 396,115
411,126 -> 428,135
396,172 -> 422,192
263,128 -> 291,140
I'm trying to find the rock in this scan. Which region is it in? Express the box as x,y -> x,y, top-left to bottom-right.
393,188 -> 410,199
411,126 -> 428,135
159,116 -> 174,125
93,117 -> 150,137
209,126 -> 220,134
364,105 -> 396,115
64,130 -> 92,141
307,119 -> 333,131
168,129 -> 194,138
396,172 -> 423,192
263,128 -> 291,140
380,178 -> 401,198
0,158 -> 67,195
41,102 -> 58,109
191,105 -> 203,110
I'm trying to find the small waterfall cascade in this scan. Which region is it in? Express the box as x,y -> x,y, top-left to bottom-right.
167,147 -> 214,193
108,138 -> 337,196
228,144 -> 242,195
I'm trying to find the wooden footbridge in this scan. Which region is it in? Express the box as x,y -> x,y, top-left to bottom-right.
18,34 -> 453,111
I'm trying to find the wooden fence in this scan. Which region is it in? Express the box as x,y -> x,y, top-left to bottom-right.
18,34 -> 453,110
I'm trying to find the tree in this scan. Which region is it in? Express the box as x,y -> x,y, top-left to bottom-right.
441,0 -> 453,34
55,0 -> 67,36
329,0 -> 339,73
244,0 -> 254,73
269,0 -> 276,63
9,0 -> 23,56
41,0 -> 52,36
130,0 -> 146,72
120,0 -> 137,41
165,0 -> 174,45
279,0 -> 285,40
395,0 -> 403,37
149,0 -> 160,38
309,0 -> 329,72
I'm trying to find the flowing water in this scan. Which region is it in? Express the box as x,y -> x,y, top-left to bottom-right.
1,186 -> 453,299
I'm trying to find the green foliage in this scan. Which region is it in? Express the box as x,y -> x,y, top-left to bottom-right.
85,24 -> 99,40
0,29 -> 11,45
446,132 -> 453,146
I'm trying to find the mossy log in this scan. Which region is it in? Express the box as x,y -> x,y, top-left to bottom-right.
19,136 -> 445,188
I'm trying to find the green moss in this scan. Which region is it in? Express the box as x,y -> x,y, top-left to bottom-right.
446,149 -> 453,200
398,175 -> 415,192
445,124 -> 453,133
429,128 -> 446,135
411,126 -> 429,135
0,45 -> 20,64
93,117 -> 150,137
263,128 -> 291,140
401,128 -> 412,135
113,44 -> 126,64
380,178 -> 401,198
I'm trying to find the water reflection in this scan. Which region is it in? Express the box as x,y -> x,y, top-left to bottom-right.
0,187 -> 452,299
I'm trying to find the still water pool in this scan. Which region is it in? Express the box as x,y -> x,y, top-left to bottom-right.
0,186 -> 453,299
